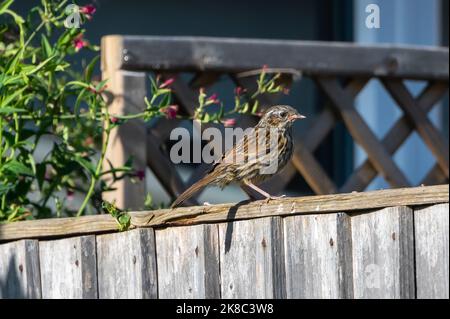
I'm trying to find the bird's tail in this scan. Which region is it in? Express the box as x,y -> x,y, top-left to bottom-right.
171,174 -> 215,208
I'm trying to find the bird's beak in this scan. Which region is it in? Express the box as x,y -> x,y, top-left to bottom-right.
289,114 -> 306,121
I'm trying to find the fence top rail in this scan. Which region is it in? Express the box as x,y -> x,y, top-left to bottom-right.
0,184 -> 448,242
101,35 -> 449,80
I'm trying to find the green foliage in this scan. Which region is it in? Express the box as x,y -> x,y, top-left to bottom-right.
0,0 -> 288,223
0,0 -> 142,221
102,200 -> 130,232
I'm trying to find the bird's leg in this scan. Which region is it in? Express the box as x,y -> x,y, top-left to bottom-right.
243,180 -> 286,202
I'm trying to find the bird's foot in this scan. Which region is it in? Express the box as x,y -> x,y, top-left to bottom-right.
264,194 -> 286,203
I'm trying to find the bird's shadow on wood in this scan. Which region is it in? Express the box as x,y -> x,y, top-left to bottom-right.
224,185 -> 266,253
224,199 -> 253,254
0,256 -> 26,299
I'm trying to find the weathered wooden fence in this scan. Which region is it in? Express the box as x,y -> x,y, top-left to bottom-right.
0,185 -> 448,299
100,36 -> 449,210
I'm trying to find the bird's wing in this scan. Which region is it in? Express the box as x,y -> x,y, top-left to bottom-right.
215,128 -> 275,167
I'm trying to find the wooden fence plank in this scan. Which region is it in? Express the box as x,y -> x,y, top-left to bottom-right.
39,236 -> 97,299
284,213 -> 353,298
0,240 -> 41,298
0,185 -> 447,242
414,203 -> 449,299
351,206 -> 415,298
156,224 -> 220,298
96,229 -> 157,298
218,217 -> 285,298
104,36 -> 449,80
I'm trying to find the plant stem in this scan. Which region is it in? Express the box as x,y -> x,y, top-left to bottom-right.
0,117 -> 3,165
76,104 -> 111,217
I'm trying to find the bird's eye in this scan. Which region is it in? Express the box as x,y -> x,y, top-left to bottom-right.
280,111 -> 287,118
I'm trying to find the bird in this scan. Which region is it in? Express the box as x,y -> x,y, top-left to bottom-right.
171,105 -> 306,208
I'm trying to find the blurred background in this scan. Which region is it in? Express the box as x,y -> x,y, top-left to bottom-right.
13,0 -> 449,206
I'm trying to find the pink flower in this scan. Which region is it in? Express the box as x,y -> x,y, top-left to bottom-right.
67,190 -> 75,201
73,35 -> 88,51
223,118 -> 236,127
161,105 -> 178,119
207,93 -> 220,104
234,86 -> 244,96
159,78 -> 175,89
135,170 -> 145,181
80,4 -> 96,17
110,117 -> 119,124
262,64 -> 269,72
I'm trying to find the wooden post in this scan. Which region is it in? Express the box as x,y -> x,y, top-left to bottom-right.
101,36 -> 147,210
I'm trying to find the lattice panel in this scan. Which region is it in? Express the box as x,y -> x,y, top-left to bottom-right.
144,72 -> 449,204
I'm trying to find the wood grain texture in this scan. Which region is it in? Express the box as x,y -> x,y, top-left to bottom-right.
351,206 -> 415,299
284,213 -> 353,298
0,185 -> 448,242
0,240 -> 41,298
218,217 -> 285,298
414,203 -> 449,299
156,224 -> 220,298
39,236 -> 97,299
102,35 -> 449,80
96,228 -> 157,299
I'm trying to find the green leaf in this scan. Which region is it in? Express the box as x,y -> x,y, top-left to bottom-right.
1,160 -> 34,177
25,55 -> 56,76
84,56 -> 99,82
0,0 -> 14,14
0,86 -> 26,108
73,87 -> 87,117
117,214 -> 131,231
4,47 -> 24,74
67,81 -> 90,89
102,200 -> 131,231
94,79 -> 108,91
41,34 -> 52,58
251,100 -> 259,114
0,107 -> 27,114
0,183 -> 14,196
77,157 -> 95,175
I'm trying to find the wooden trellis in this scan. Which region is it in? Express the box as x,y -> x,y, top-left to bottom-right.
101,36 -> 449,209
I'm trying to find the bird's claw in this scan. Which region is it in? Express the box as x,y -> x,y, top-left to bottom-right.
264,194 -> 286,203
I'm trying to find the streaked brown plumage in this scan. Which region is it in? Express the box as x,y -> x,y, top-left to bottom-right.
171,105 -> 305,208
